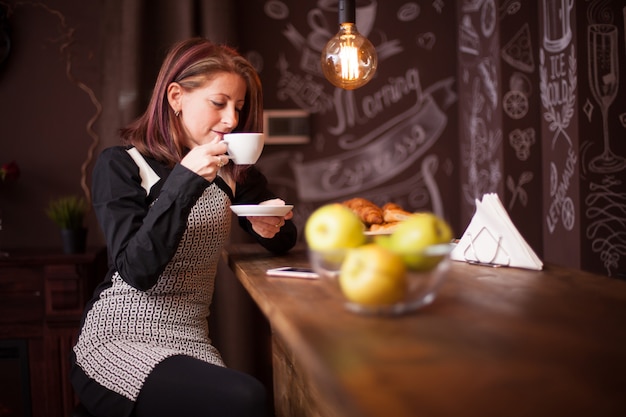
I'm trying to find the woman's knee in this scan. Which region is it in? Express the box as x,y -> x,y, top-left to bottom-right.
224,372 -> 268,416
135,355 -> 268,417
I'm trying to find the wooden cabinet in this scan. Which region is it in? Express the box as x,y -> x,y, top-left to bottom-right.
0,249 -> 106,417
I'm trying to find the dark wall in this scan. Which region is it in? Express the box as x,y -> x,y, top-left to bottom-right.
0,0 -> 103,250
237,0 -> 461,235
1,0 -> 625,277
456,0 -> 544,256
235,0 -> 626,278
540,0 -> 626,277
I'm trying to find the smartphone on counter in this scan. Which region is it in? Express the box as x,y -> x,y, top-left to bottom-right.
266,266 -> 319,279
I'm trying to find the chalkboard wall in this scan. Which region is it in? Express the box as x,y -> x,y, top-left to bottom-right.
237,0 -> 461,232
457,0 -> 545,258
234,0 -> 626,278
540,0 -> 626,277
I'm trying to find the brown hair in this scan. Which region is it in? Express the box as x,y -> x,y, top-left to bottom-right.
120,38 -> 263,179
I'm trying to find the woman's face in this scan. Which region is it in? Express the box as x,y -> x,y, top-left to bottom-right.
176,72 -> 247,149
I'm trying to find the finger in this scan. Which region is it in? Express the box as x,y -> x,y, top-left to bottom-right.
249,217 -> 284,236
250,221 -> 278,239
274,218 -> 286,229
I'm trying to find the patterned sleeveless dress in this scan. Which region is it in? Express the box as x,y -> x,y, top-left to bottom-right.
73,183 -> 231,401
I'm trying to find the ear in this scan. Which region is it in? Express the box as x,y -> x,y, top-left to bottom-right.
167,82 -> 183,113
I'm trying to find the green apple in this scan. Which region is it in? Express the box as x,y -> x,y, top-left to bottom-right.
305,203 -> 366,251
388,213 -> 453,271
373,234 -> 392,249
339,244 -> 407,306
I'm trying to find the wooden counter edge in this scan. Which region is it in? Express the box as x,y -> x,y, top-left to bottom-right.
222,245 -> 367,417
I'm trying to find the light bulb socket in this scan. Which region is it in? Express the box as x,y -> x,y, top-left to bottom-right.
338,0 -> 355,24
321,0 -> 377,90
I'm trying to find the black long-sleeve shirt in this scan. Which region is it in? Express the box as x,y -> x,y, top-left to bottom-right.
88,145 -> 297,296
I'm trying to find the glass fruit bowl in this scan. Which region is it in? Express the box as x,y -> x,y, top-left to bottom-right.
308,243 -> 453,316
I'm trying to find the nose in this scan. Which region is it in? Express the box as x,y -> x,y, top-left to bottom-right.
221,106 -> 239,129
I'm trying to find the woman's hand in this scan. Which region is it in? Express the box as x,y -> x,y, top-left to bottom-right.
180,138 -> 229,182
247,198 -> 294,239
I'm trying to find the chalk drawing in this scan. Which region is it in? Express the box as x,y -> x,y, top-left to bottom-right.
292,90 -> 448,201
478,57 -> 498,109
503,91 -> 528,120
462,0 -> 485,13
499,0 -> 521,19
480,0 -> 496,38
587,23 -> 625,173
459,14 -> 480,56
501,23 -> 535,73
509,128 -> 536,160
276,54 -> 333,114
421,155 -> 444,217
330,68 -> 426,139
256,0 -> 458,223
264,0 -> 289,20
397,2 -> 420,21
539,46 -> 576,149
417,32 -> 436,50
462,3 -> 502,200
585,175 -> 626,277
461,77 -> 502,206
549,162 -> 558,196
506,171 -> 533,210
544,58 -> 577,242
577,0 -> 626,276
546,147 -> 577,233
433,0 -> 445,14
503,70 -> 532,121
587,0 -> 615,24
542,0 -> 574,53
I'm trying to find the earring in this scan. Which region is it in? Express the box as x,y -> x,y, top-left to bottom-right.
175,110 -> 180,117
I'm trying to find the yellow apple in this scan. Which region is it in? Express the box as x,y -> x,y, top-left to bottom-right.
388,213 -> 453,271
339,244 -> 407,306
305,203 -> 366,250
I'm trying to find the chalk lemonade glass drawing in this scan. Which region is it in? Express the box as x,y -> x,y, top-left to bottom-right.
542,0 -> 574,53
588,23 -> 625,173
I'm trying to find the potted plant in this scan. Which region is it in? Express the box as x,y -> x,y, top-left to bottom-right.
45,195 -> 88,254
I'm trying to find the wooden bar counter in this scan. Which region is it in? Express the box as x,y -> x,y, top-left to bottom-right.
224,244 -> 626,417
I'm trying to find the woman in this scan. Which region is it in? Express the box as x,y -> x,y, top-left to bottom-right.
71,38 -> 297,417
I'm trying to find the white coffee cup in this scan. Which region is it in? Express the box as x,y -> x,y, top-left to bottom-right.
222,132 -> 264,165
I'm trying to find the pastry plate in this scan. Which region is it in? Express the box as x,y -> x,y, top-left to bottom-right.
364,229 -> 395,236
230,204 -> 294,217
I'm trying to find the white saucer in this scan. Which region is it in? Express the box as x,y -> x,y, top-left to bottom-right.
230,204 -> 294,217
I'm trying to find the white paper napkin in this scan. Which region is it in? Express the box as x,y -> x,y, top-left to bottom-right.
451,193 -> 543,270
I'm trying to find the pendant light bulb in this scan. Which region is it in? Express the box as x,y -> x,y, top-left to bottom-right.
320,2 -> 377,90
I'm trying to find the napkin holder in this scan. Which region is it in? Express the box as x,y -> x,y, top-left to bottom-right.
451,193 -> 543,270
461,225 -> 511,267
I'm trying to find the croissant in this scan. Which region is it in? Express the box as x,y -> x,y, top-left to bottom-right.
341,197 -> 384,225
369,222 -> 400,233
382,203 -> 413,223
